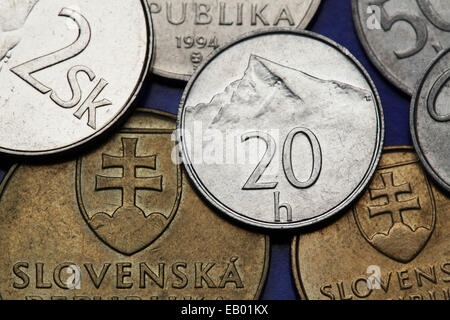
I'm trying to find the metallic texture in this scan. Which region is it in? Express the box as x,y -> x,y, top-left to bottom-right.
352,0 -> 450,95
292,146 -> 449,300
0,0 -> 152,156
411,47 -> 450,192
178,28 -> 384,229
147,0 -> 321,80
0,109 -> 269,300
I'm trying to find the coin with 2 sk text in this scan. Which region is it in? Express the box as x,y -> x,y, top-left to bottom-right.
0,0 -> 152,156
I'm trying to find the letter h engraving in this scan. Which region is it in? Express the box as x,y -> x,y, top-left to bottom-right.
274,191 -> 292,222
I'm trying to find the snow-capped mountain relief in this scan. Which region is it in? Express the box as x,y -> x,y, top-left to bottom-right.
186,55 -> 374,132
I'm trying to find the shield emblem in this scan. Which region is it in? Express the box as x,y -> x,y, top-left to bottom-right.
353,153 -> 436,263
76,128 -> 181,256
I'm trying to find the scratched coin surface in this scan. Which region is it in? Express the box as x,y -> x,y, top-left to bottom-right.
147,0 -> 321,80
0,0 -> 152,156
178,29 -> 384,229
352,0 -> 450,95
0,109 -> 269,300
411,48 -> 450,192
292,146 -> 449,300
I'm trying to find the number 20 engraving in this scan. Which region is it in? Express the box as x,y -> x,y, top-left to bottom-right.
241,128 -> 322,190
241,128 -> 322,222
10,8 -> 111,130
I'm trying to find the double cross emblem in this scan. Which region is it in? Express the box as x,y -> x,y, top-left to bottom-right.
96,138 -> 163,212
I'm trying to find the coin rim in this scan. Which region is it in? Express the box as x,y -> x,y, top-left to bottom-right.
351,0 -> 413,96
150,0 -> 323,81
290,146 -> 416,300
0,0 -> 154,157
177,27 -> 385,230
410,47 -> 450,193
0,107 -> 271,300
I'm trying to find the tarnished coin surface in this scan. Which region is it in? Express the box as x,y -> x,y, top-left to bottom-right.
292,146 -> 449,300
352,0 -> 450,95
147,0 -> 321,80
178,29 -> 384,229
411,48 -> 450,192
0,0 -> 152,156
0,109 -> 269,300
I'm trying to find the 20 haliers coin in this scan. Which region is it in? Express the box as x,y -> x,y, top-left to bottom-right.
147,0 -> 321,80
292,147 -> 449,300
352,0 -> 450,95
0,109 -> 269,300
0,0 -> 152,156
411,48 -> 450,193
177,29 -> 384,229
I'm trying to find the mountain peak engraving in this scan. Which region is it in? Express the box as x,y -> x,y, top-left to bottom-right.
187,55 -> 374,131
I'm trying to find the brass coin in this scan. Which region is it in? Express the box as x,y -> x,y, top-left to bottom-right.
292,146 -> 449,300
0,109 -> 269,300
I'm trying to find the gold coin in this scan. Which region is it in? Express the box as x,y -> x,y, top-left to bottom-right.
292,146 -> 449,300
0,109 -> 269,300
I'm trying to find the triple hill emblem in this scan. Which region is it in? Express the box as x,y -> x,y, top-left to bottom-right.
76,129 -> 182,256
353,151 -> 436,263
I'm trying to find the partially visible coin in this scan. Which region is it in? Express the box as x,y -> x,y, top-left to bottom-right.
411,48 -> 450,192
352,0 -> 450,95
178,28 -> 384,230
0,0 -> 152,156
0,109 -> 269,300
147,0 -> 321,80
292,146 -> 449,300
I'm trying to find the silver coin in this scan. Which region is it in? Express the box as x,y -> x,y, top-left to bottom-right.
177,28 -> 385,229
147,0 -> 321,81
352,0 -> 450,95
411,48 -> 450,192
0,0 -> 152,156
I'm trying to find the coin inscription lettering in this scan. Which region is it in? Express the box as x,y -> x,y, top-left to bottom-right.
11,257 -> 245,292
149,2 -> 298,27
148,0 -> 321,80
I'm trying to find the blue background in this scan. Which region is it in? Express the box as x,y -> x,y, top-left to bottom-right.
0,0 -> 412,300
